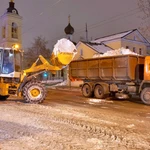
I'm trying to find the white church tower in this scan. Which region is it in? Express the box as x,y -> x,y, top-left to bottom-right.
0,0 -> 22,48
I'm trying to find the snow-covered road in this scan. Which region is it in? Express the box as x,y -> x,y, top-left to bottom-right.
0,89 -> 150,150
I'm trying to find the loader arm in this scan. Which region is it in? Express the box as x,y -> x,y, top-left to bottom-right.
23,55 -> 61,75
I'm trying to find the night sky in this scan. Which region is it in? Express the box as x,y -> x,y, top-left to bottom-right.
0,0 -> 142,49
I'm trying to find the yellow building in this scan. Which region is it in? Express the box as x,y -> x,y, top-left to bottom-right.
74,42 -> 113,60
75,29 -> 150,60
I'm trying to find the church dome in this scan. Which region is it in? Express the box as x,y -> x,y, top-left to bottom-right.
64,16 -> 74,35
64,23 -> 74,34
6,1 -> 19,15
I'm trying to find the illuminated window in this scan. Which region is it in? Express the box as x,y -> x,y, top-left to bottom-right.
12,22 -> 18,39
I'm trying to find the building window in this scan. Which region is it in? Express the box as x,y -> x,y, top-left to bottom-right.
133,47 -> 136,53
139,48 -> 142,55
2,26 -> 6,38
134,36 -> 136,40
126,46 -> 129,49
12,22 -> 18,39
80,49 -> 83,56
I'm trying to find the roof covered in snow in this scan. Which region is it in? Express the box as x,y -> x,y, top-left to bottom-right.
85,42 -> 113,54
92,29 -> 136,43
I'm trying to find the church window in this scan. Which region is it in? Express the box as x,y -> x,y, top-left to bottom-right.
12,22 -> 18,39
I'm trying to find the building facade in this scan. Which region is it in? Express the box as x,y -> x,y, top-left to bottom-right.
92,29 -> 150,56
75,29 -> 150,60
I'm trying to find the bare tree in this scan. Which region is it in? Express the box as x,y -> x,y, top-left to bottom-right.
24,36 -> 51,69
138,0 -> 150,39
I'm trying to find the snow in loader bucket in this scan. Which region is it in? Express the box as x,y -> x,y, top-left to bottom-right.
52,38 -> 77,66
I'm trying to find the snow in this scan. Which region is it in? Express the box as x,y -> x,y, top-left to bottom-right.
86,43 -> 113,54
93,47 -> 140,58
42,79 -> 63,84
89,99 -> 113,103
54,80 -> 67,86
127,124 -> 135,128
53,38 -> 77,57
42,80 -> 67,86
92,30 -> 133,43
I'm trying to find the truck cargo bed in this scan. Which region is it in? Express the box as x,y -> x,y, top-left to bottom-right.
69,54 -> 145,81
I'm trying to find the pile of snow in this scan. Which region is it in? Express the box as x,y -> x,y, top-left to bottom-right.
53,38 -> 77,56
42,79 -> 63,84
93,47 -> 140,58
53,80 -> 67,86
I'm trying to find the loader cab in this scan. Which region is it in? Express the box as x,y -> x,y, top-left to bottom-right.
0,48 -> 22,77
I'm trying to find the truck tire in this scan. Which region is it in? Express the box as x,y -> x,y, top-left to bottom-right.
0,95 -> 9,101
94,85 -> 105,99
140,88 -> 150,105
82,84 -> 93,98
23,81 -> 46,104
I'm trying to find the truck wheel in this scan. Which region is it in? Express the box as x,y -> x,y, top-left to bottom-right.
23,81 -> 46,104
94,85 -> 105,99
140,88 -> 150,105
0,95 -> 9,101
82,84 -> 93,98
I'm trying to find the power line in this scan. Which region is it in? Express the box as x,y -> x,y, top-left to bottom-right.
74,7 -> 141,36
50,7 -> 142,42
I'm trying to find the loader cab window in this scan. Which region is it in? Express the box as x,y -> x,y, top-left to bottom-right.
14,51 -> 22,72
2,49 -> 14,74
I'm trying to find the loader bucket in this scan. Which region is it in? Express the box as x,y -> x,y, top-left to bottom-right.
57,52 -> 74,65
51,38 -> 77,67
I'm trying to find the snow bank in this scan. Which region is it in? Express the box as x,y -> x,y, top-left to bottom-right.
93,47 -> 140,58
53,80 -> 67,86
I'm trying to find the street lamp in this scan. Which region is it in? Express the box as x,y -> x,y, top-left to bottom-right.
12,44 -> 19,50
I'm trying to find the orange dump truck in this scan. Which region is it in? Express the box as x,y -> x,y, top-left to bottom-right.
69,54 -> 150,105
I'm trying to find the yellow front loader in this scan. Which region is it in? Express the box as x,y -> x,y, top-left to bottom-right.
0,38 -> 77,103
